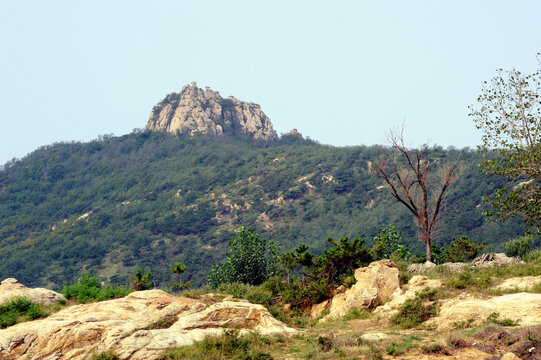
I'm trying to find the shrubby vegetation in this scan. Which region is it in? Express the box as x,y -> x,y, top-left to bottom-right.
0,297 -> 50,328
0,131 -> 527,287
62,274 -> 132,303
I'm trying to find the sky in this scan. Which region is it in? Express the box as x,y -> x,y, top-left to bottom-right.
1,1 -> 540,165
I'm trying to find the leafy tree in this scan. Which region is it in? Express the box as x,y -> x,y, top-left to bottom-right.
168,262 -> 193,292
128,269 -> 154,291
375,128 -> 458,262
469,58 -> 541,230
371,224 -> 409,260
207,227 -> 281,287
443,236 -> 484,263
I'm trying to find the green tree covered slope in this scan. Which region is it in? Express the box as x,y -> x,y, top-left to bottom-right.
0,130 -> 524,287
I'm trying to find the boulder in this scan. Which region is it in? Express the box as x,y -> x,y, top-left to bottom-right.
312,260 -> 400,321
0,290 -> 296,360
472,253 -> 522,268
406,261 -> 436,273
0,278 -> 65,306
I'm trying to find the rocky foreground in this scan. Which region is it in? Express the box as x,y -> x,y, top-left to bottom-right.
0,290 -> 295,360
1,260 -> 541,359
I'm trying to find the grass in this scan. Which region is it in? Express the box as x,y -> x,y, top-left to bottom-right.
391,288 -> 439,329
87,351 -> 120,360
160,329 -> 273,360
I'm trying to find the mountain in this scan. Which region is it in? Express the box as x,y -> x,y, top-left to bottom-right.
0,87 -> 526,289
147,83 -> 277,140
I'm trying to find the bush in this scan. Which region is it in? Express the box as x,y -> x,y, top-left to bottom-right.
0,297 -> 49,328
504,237 -> 534,258
444,237 -> 484,262
62,274 -> 132,303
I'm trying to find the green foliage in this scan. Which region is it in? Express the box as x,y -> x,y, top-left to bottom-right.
0,297 -> 49,328
0,130 -> 527,288
62,274 -> 132,303
342,307 -> 370,321
485,312 -> 519,327
311,237 -> 372,287
161,329 -> 273,360
168,262 -> 193,292
443,236 -> 484,262
504,237 -> 534,258
391,288 -> 439,328
280,243 -> 313,280
207,227 -> 280,287
470,64 -> 541,230
87,351 -> 120,360
386,335 -> 421,356
129,269 -> 154,291
371,224 -> 409,261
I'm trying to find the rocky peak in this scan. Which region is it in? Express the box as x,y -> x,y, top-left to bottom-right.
147,83 -> 278,140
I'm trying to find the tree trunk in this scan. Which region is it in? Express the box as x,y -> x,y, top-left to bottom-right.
426,238 -> 432,263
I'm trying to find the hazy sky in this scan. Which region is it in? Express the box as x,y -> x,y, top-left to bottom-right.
1,1 -> 540,165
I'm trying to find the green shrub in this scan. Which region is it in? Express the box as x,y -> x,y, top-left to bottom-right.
444,237 -> 484,262
391,288 -> 438,328
62,274 -> 132,303
504,237 -> 534,258
342,307 -> 370,321
386,335 -> 420,355
87,351 -> 120,360
485,312 -> 518,326
0,297 -> 49,328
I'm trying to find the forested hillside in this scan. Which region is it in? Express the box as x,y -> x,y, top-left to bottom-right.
0,130 -> 525,288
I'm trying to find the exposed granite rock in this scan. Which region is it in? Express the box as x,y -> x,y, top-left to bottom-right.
374,275 -> 444,318
0,278 -> 65,306
311,260 -> 401,321
0,289 -> 296,360
147,83 -> 278,140
426,292 -> 541,330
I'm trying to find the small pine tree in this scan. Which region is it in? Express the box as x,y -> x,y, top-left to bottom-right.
128,269 -> 154,291
168,262 -> 193,292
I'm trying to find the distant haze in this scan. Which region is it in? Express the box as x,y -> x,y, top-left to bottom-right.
1,0 -> 540,165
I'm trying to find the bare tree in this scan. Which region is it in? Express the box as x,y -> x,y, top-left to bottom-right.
375,129 -> 458,262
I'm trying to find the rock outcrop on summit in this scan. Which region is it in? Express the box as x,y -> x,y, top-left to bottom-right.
147,83 -> 278,140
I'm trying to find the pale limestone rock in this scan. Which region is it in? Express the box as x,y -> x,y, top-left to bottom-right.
501,352 -> 522,360
0,289 -> 296,360
313,260 -> 400,321
426,292 -> 541,331
374,275 -> 444,318
0,278 -> 65,306
494,275 -> 541,291
147,84 -> 277,140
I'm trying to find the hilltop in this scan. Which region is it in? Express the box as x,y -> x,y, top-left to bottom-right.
0,85 -> 527,288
